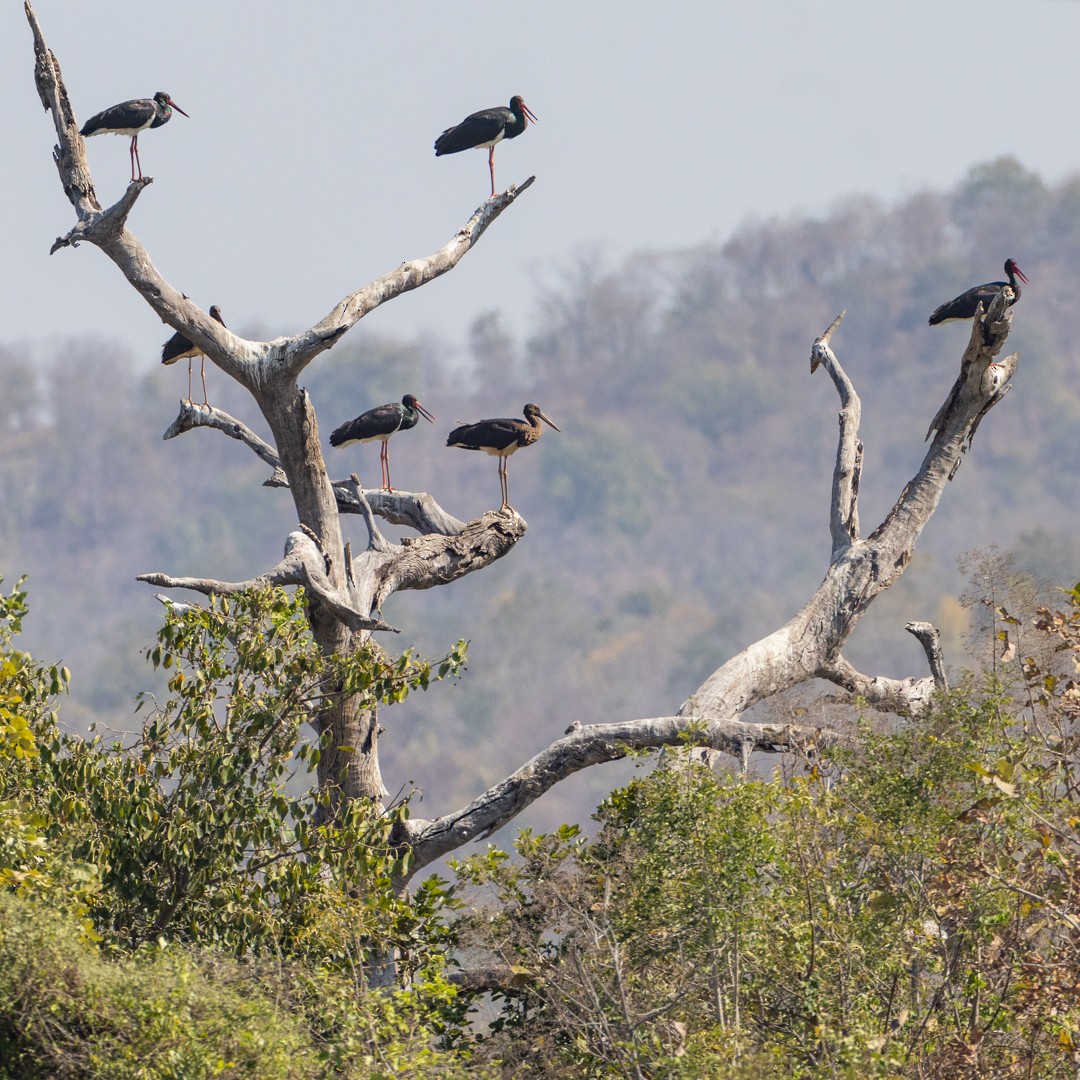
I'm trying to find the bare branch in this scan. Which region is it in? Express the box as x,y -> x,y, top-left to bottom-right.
277,177 -> 538,377
354,490 -> 466,537
811,313 -> 862,555
906,621 -> 948,691
815,656 -> 936,715
343,477 -> 393,554
368,509 -> 527,608
163,401 -> 281,469
270,471 -> 469,536
24,1 -> 100,222
682,307 -> 1018,721
138,530 -> 396,633
399,715 -> 841,875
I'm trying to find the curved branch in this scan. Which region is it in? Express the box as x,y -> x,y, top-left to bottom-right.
278,177 -> 537,377
353,490 -> 466,537
137,530 -> 396,633
163,401 -> 281,469
25,1 -> 100,224
342,477 -> 392,555
905,621 -> 948,691
367,509 -> 527,608
815,656 -> 936,715
399,714 -> 842,876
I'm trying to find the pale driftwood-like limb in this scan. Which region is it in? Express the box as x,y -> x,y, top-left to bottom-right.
811,311 -> 862,555
279,176 -> 537,378
25,1 -> 100,226
343,477 -> 393,555
815,656 -> 937,716
367,509 -> 527,609
906,621 -> 948,692
163,401 -> 281,470
332,484 -> 468,536
138,530 -> 396,633
398,715 -> 837,875
357,491 -> 466,537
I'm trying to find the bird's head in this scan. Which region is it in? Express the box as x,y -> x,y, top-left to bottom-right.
403,394 -> 437,423
511,96 -> 538,126
524,403 -> 560,431
155,91 -> 190,118
1005,259 -> 1028,285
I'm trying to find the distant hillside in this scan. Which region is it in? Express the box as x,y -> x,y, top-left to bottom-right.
2,156 -> 1077,833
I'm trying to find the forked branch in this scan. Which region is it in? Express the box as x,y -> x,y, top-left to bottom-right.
137,530 -> 397,633
25,0 -> 533,395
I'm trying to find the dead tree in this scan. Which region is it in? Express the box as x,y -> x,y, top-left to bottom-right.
26,4 -> 1019,883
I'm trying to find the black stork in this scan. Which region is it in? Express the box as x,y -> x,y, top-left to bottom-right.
80,91 -> 189,182
447,403 -> 559,510
435,96 -> 538,198
329,395 -> 437,492
928,259 -> 1029,325
161,305 -> 225,406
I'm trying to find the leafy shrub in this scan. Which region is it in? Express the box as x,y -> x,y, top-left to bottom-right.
454,586 -> 1080,1078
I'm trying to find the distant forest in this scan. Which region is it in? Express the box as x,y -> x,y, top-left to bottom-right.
2,156 -> 1078,832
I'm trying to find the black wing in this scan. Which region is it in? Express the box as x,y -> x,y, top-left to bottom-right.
81,97 -> 155,137
928,282 -> 1005,325
446,417 -> 522,451
330,403 -> 405,447
434,107 -> 513,156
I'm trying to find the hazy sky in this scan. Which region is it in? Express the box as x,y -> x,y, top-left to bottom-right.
4,1 -> 1079,366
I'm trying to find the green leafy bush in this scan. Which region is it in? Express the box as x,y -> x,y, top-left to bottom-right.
455,586 -> 1080,1078
0,580 -> 487,1077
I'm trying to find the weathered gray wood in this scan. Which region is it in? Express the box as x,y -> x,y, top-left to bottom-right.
398,716 -> 837,873
137,530 -> 397,633
163,401 -> 281,469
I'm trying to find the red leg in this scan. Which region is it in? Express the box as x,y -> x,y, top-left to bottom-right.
186,358 -> 193,402
200,358 -> 209,407
381,441 -> 391,491
488,146 -> 496,198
